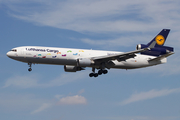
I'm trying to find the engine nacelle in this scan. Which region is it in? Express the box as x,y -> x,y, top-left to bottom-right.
136,44 -> 147,50
64,65 -> 84,72
78,58 -> 93,67
136,44 -> 141,50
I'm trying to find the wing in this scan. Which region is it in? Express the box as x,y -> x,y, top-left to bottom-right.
91,48 -> 149,62
91,41 -> 157,62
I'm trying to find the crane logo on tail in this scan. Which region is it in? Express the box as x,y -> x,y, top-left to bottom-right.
155,35 -> 165,45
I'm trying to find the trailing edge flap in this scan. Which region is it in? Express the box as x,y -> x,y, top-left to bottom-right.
91,48 -> 149,62
148,52 -> 174,62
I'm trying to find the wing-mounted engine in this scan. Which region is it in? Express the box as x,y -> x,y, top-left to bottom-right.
64,58 -> 93,72
64,65 -> 85,72
136,44 -> 174,56
77,58 -> 93,67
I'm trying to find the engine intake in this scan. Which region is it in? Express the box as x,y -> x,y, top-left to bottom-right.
136,44 -> 141,50
136,44 -> 147,50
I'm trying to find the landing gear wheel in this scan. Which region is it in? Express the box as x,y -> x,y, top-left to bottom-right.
98,70 -> 103,75
28,68 -> 32,72
103,70 -> 108,74
89,73 -> 94,77
89,73 -> 99,77
94,73 -> 98,77
89,67 -> 100,77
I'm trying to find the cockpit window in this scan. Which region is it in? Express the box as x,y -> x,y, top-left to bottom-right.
10,49 -> 17,52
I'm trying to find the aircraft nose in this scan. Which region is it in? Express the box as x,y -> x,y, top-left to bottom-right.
6,51 -> 10,57
6,51 -> 13,57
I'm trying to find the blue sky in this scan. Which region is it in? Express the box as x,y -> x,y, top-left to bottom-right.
1,0 -> 180,120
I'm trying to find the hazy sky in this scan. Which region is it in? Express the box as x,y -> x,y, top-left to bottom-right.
1,0 -> 180,120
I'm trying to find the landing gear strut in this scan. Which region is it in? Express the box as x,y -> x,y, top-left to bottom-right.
28,63 -> 32,72
89,68 -> 108,77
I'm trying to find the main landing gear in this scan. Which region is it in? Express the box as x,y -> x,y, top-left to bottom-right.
89,68 -> 108,77
28,63 -> 32,72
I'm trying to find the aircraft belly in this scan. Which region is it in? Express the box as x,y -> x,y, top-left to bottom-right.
10,56 -> 77,65
109,56 -> 164,69
107,58 -> 151,69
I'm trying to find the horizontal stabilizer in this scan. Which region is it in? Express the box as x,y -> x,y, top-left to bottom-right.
148,52 -> 174,62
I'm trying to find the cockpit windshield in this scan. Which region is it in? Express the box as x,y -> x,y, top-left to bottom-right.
10,49 -> 17,52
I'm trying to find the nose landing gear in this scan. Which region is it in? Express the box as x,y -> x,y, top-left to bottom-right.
28,63 -> 32,72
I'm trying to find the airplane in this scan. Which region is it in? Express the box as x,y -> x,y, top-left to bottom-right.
7,29 -> 174,77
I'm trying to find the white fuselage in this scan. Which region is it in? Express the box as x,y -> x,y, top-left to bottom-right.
6,46 -> 166,69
